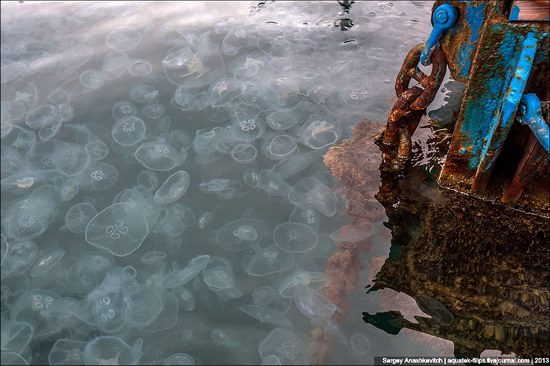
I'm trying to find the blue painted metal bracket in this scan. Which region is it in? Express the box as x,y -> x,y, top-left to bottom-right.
471,31 -> 538,192
517,93 -> 550,152
420,4 -> 458,66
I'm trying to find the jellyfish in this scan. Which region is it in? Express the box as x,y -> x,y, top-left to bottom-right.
198,178 -> 242,200
252,286 -> 277,306
29,249 -> 65,278
260,134 -> 298,161
112,101 -> 138,120
349,333 -> 371,355
242,168 -> 260,188
24,105 -> 60,130
231,103 -> 267,141
141,251 -> 166,265
169,129 -> 192,150
90,291 -> 125,333
2,194 -> 56,240
79,70 -> 104,90
10,289 -> 65,338
159,254 -> 211,289
63,203 -> 96,234
130,84 -> 159,104
247,245 -> 295,277
298,118 -> 341,150
105,26 -> 142,51
85,202 -> 148,257
82,337 -> 142,365
221,25 -> 258,56
1,146 -> 28,177
0,240 -> 37,279
289,207 -> 320,233
294,284 -> 338,323
1,234 -> 8,265
141,289 -> 179,333
155,202 -> 195,237
278,271 -> 327,299
258,328 -> 308,365
0,351 -> 28,365
77,161 -> 119,191
197,212 -> 212,229
1,61 -> 26,83
289,177 -> 337,218
135,137 -> 183,171
329,221 -> 375,243
142,103 -> 165,119
128,59 -> 153,76
211,329 -> 239,348
102,50 -> 130,79
111,116 -> 146,146
117,187 -> 162,228
204,78 -> 242,108
257,170 -> 291,196
65,254 -> 114,296
85,139 -> 109,161
238,304 -> 291,326
1,320 -> 33,355
58,103 -> 75,122
136,170 -> 160,191
202,256 -> 235,292
261,354 -> 282,366
228,53 -> 268,78
160,353 -> 195,365
216,218 -> 265,251
154,170 -> 190,205
171,285 -> 196,311
2,125 -> 36,156
48,339 -> 87,366
48,89 -> 70,105
171,86 -> 203,111
272,222 -> 318,253
122,285 -> 163,328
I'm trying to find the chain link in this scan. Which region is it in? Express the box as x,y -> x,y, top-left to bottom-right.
375,43 -> 447,172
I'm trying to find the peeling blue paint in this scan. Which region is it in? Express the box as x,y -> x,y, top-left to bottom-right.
510,5 -> 520,21
456,3 -> 486,80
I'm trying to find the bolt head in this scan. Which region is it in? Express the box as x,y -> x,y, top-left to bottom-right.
435,9 -> 448,23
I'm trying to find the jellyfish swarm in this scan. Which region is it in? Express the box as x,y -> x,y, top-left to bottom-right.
216,218 -> 265,251
85,203 -> 148,257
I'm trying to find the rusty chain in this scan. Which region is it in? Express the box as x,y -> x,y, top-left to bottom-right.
375,43 -> 447,172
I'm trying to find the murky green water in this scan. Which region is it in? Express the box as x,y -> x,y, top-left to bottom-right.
2,1 -> 522,365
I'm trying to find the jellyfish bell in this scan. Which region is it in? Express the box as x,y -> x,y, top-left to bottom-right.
141,288 -> 179,333
202,256 -> 235,292
135,137 -> 183,171
247,245 -> 295,277
76,161 -> 119,191
278,271 -> 327,299
260,134 -> 298,161
111,116 -> 146,146
82,336 -> 142,365
48,339 -> 87,366
288,177 -> 337,217
171,285 -> 196,311
65,254 -> 114,296
258,328 -> 308,365
105,26 -> 142,52
216,218 -> 265,251
0,240 -> 37,279
29,249 -> 65,278
159,254 -> 211,289
299,118 -> 341,150
294,283 -> 338,324
122,285 -> 163,328
154,170 -> 190,205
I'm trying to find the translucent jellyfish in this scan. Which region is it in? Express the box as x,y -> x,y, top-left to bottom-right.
273,222 -> 318,253
159,254 -> 211,289
171,285 -> 196,311
137,170 -> 159,191
239,305 -> 291,326
135,137 -> 183,171
329,221 -> 375,243
85,139 -> 109,160
48,339 -> 87,366
1,61 -> 25,83
198,178 -> 242,200
66,254 -> 114,296
258,328 -> 308,365
161,353 -> 195,365
130,84 -> 159,104
11,289 -> 65,337
272,150 -> 324,179
211,329 -> 239,348
290,207 -> 320,232
64,203 -> 97,234
90,291 -> 125,333
82,337 -> 142,365
112,101 -> 137,121
204,78 -> 242,107
141,289 -> 179,333
257,170 -> 291,196
261,354 -> 281,365
141,251 -> 166,265
349,333 -> 371,355
105,26 -> 142,51
2,195 -> 56,240
48,89 -> 71,105
128,59 -> 153,76
231,106 -> 267,141
299,119 -> 341,149
221,25 -> 258,56
2,125 -> 36,156
1,234 -> 8,265
77,161 -> 119,191
117,188 -> 162,228
58,103 -> 75,122
193,127 -> 223,158
240,79 -> 279,110
142,103 -> 165,119
154,170 -> 190,205
0,352 -> 27,365
85,202 -> 148,257
79,70 -> 104,90
29,249 -> 65,277
60,45 -> 93,69
111,116 -> 146,146
247,245 -> 295,277
414,295 -> 454,326
202,256 -> 235,292
278,271 -> 327,299
171,87 -> 202,111
1,145 -> 28,176
24,105 -> 60,130
261,134 -> 298,161
122,285 -> 163,328
228,54 -> 268,78
1,320 -> 33,355
242,168 -> 260,188
197,212 -> 212,229
0,240 -> 37,279
102,50 -> 130,79
169,129 -> 192,151
294,284 -> 338,323
155,202 -> 195,237
288,177 -> 337,217
216,218 -> 265,251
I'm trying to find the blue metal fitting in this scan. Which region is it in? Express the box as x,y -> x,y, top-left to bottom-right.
517,93 -> 550,153
420,4 -> 458,66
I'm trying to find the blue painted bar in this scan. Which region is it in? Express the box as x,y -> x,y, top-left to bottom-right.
420,4 -> 458,66
518,93 -> 550,152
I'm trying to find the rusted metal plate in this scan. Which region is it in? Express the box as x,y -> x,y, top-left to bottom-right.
510,0 -> 550,22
